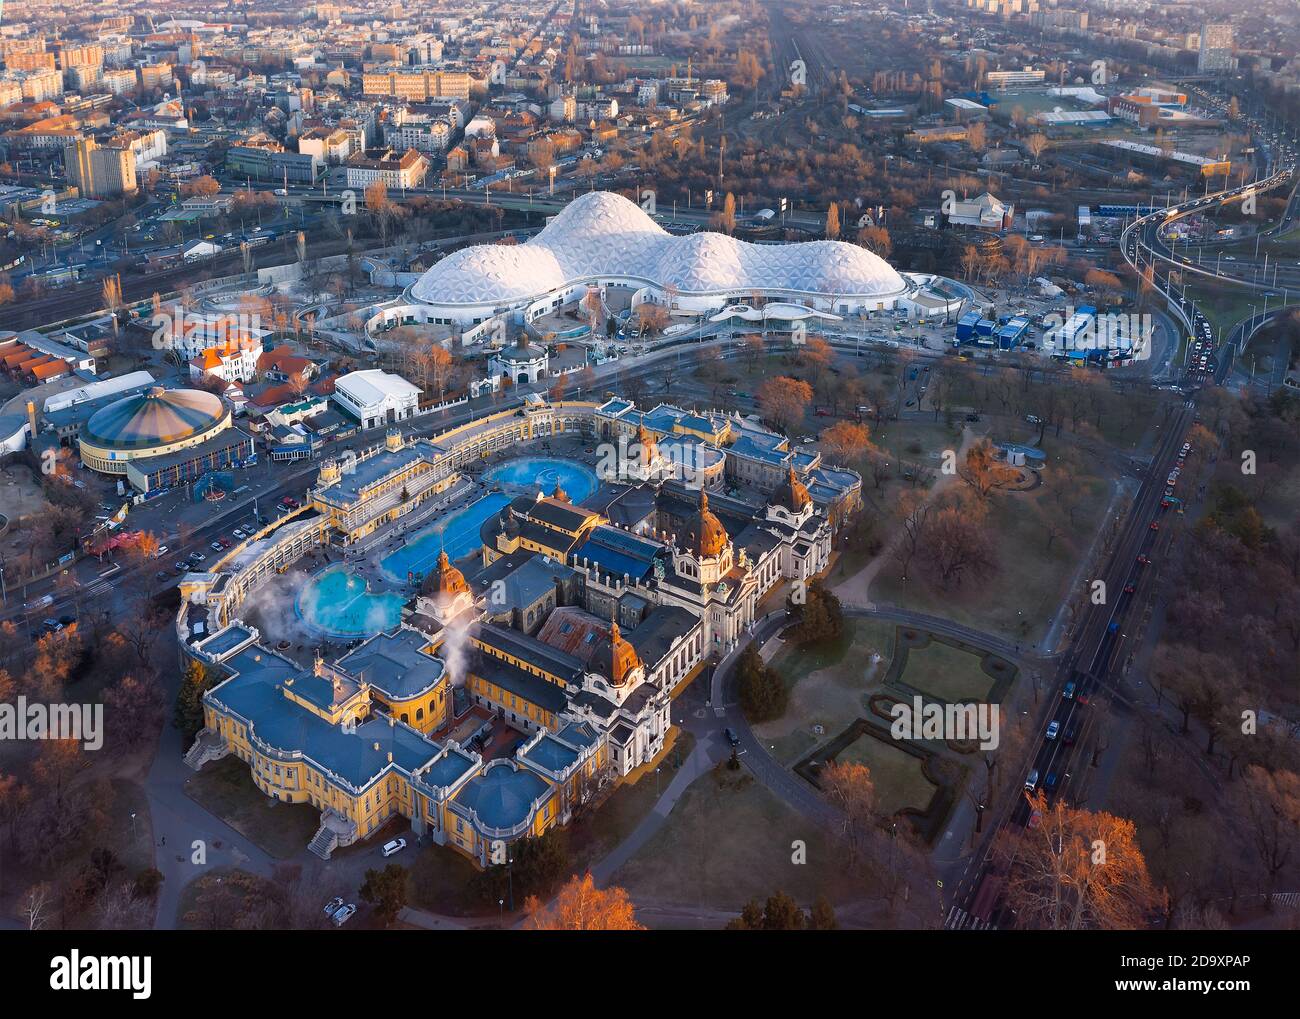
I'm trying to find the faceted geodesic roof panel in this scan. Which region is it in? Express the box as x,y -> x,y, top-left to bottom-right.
410,191 -> 906,307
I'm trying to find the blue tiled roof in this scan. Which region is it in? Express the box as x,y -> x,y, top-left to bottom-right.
201,623 -> 256,656
574,526 -> 659,581
522,734 -> 580,774
555,720 -> 601,749
730,435 -> 789,464
419,745 -> 478,789
320,439 -> 442,507
208,645 -> 441,792
455,762 -> 550,831
339,628 -> 446,700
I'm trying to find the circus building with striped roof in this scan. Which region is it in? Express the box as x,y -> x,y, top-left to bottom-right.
78,386 -> 254,492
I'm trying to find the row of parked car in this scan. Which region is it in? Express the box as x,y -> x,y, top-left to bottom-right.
151,517 -> 274,583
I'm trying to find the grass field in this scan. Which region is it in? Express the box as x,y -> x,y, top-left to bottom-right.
612,765 -> 868,911
566,731 -> 697,872
872,418 -> 964,468
896,640 -> 996,702
408,843 -> 493,917
184,757 -> 322,860
832,731 -> 939,817
1184,284 -> 1267,338
755,619 -> 896,765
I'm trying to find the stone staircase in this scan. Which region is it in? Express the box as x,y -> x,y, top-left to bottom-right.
183,729 -> 228,772
308,810 -> 358,860
307,825 -> 339,861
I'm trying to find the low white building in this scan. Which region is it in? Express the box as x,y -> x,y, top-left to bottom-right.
333,369 -> 421,428
43,370 -> 155,414
946,192 -> 1014,231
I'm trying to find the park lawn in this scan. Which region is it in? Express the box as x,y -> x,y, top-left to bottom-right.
612,766 -> 867,910
832,733 -> 939,817
898,640 -> 995,703
566,731 -> 697,872
871,417 -> 965,468
873,466 -> 1113,646
754,620 -> 895,766
407,843 -> 494,917
184,756 -> 322,860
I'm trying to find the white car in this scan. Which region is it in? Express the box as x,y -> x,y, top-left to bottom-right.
323,896 -> 343,917
1046,721 -> 1061,741
382,838 -> 407,858
331,902 -> 356,926
210,541 -> 224,551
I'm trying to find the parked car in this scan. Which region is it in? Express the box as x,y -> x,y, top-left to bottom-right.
382,838 -> 407,858
330,903 -> 356,927
323,896 -> 343,917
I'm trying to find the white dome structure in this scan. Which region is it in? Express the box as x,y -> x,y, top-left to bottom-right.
410,191 -> 911,326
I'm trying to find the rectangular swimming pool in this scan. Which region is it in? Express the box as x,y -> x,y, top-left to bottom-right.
380,492 -> 511,582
